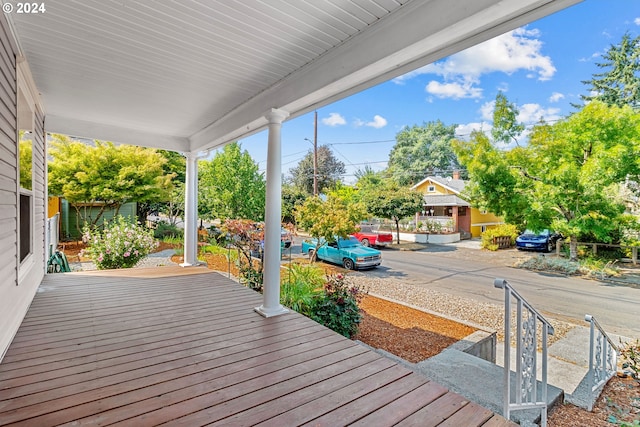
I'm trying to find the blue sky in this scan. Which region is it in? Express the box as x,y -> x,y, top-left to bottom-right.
234,0 -> 640,184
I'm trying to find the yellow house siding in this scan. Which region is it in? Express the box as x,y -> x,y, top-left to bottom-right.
413,180 -> 453,195
414,176 -> 506,238
470,208 -> 504,237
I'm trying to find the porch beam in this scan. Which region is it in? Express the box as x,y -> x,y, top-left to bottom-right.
180,153 -> 199,267
255,108 -> 289,318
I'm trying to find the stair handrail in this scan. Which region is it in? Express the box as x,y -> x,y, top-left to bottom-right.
584,314 -> 618,411
494,278 -> 554,427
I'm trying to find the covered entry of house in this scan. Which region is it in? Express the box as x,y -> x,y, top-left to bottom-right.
0,0 -> 581,423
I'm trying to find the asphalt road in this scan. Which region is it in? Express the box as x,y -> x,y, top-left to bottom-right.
370,246 -> 640,339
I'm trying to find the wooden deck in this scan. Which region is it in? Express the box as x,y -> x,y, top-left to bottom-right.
0,267 -> 514,426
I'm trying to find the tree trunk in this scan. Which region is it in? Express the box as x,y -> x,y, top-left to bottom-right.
569,235 -> 578,262
395,218 -> 401,244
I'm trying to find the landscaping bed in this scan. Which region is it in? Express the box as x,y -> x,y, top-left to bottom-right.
354,295 -> 477,363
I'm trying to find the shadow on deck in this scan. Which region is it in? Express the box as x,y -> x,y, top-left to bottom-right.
0,266 -> 514,426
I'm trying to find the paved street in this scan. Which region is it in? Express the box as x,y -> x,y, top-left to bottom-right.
372,245 -> 640,338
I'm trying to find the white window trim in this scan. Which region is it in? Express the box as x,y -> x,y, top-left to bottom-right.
17,64 -> 38,280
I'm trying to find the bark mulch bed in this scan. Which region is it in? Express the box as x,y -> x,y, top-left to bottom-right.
353,295 -> 477,363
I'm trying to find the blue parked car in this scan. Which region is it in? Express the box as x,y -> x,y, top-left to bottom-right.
301,236 -> 382,270
515,229 -> 562,252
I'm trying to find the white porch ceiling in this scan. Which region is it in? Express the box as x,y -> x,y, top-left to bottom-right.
6,0 -> 581,154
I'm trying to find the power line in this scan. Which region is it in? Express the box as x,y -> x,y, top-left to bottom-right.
321,139 -> 396,146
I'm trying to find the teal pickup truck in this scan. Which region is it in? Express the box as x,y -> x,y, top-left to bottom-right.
301,236 -> 382,270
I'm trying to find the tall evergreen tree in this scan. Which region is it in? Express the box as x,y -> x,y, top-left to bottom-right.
289,145 -> 346,195
581,33 -> 640,109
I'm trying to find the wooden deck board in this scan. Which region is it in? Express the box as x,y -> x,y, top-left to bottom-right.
0,266 -> 514,426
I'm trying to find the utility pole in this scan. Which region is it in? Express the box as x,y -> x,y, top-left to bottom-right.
313,111 -> 318,197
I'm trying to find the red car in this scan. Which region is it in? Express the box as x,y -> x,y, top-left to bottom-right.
352,225 -> 393,247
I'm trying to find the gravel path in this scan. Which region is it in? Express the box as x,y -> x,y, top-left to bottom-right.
349,274 -> 575,345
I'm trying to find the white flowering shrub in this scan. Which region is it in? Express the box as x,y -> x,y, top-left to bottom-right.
82,216 -> 158,269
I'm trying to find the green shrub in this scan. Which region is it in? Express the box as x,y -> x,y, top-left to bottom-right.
153,220 -> 182,239
481,224 -> 518,251
82,216 -> 158,269
239,262 -> 263,292
516,256 -> 585,275
199,243 -> 239,262
620,339 -> 640,379
310,274 -> 367,338
280,264 -> 325,315
581,257 -> 620,278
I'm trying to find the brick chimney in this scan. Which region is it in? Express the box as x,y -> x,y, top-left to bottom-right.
452,170 -> 460,180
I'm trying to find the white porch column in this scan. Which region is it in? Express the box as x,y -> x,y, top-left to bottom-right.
255,108 -> 290,318
181,152 -> 199,267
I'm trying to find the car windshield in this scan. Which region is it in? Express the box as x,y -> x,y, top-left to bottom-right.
523,229 -> 549,236
340,237 -> 361,247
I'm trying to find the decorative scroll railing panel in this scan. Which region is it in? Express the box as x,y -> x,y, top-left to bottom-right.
494,278 -> 554,427
584,314 -> 618,411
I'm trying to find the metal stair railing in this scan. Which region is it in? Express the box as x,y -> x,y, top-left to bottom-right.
584,314 -> 618,411
494,278 -> 554,427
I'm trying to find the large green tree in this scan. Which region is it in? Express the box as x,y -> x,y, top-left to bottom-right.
198,142 -> 265,221
281,183 -> 307,224
491,91 -> 525,146
455,101 -> 640,260
48,134 -> 174,229
295,195 -> 367,261
581,33 -> 640,109
387,120 -> 460,186
359,182 -> 424,244
289,145 -> 346,195
137,149 -> 186,223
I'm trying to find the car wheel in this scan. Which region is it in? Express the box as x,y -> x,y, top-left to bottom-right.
308,249 -> 315,260
343,258 -> 355,270
361,239 -> 370,247
546,241 -> 553,253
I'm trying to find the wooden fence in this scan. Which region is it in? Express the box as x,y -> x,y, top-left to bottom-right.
556,241 -> 638,265
492,235 -> 512,249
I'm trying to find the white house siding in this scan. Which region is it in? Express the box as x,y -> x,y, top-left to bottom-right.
0,14 -> 46,361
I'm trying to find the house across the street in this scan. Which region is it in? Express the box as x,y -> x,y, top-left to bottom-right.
411,171 -> 504,238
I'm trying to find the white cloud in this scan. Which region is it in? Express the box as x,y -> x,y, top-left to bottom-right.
497,82 -> 509,92
426,80 -> 482,99
322,112 -> 346,126
353,115 -> 388,129
549,92 -> 565,103
479,100 -> 559,126
455,122 -> 490,140
480,101 -> 495,121
365,115 -> 387,129
517,103 -> 560,124
635,17 -> 640,25
393,27 -> 556,98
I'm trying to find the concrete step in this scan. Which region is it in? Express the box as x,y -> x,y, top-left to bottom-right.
416,348 -> 564,426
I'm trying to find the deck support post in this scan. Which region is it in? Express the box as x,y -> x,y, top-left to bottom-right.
181,152 -> 199,267
255,108 -> 290,318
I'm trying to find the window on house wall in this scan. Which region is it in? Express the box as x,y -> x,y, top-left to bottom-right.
459,207 -> 467,216
18,88 -> 34,264
427,185 -> 435,192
